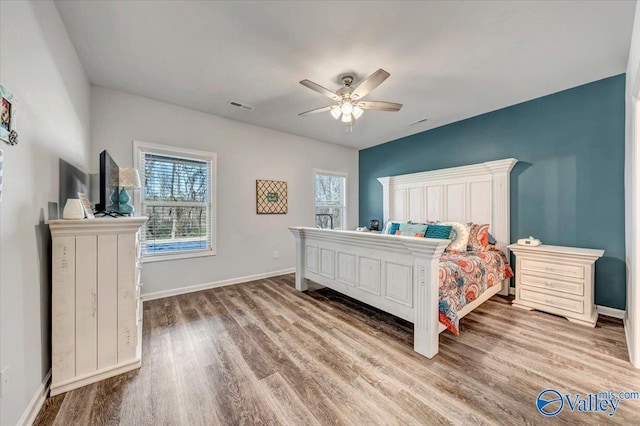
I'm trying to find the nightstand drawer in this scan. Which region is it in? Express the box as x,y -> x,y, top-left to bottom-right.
520,288 -> 583,314
521,259 -> 584,279
520,273 -> 584,296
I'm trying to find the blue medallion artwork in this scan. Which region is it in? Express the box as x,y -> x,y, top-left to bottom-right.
359,75 -> 626,309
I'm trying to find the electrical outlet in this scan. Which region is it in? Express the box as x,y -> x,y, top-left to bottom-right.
0,365 -> 10,397
273,251 -> 279,259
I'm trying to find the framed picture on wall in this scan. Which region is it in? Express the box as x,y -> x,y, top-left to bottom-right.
77,192 -> 94,219
256,179 -> 288,214
0,85 -> 16,144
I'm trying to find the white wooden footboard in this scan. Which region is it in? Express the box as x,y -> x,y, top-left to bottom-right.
289,227 -> 449,358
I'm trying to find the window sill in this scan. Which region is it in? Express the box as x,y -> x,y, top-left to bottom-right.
142,249 -> 216,263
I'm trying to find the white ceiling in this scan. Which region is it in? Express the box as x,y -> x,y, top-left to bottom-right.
54,1 -> 636,150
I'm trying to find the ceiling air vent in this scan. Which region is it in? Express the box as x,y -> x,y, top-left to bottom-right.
227,100 -> 254,111
409,118 -> 428,126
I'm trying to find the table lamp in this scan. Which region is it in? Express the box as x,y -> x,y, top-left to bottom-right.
118,168 -> 141,215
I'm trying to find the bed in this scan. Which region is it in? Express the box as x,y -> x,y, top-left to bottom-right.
289,158 -> 517,358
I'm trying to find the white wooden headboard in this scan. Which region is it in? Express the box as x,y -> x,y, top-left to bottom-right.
377,158 -> 517,259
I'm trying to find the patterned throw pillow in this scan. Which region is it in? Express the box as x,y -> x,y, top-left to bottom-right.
425,225 -> 452,239
467,223 -> 490,251
386,222 -> 401,235
440,222 -> 470,252
396,223 -> 428,237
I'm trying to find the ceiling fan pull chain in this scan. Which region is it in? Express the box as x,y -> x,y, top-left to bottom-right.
345,122 -> 353,132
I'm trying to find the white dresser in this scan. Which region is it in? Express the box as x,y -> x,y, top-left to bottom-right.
49,217 -> 147,396
509,244 -> 604,327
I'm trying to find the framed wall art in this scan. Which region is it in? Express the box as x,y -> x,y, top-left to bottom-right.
256,179 -> 287,214
77,192 -> 94,219
0,85 -> 17,145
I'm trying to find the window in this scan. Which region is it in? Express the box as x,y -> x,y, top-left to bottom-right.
314,170 -> 346,230
134,141 -> 216,261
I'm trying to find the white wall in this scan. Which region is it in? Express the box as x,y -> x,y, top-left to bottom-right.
91,86 -> 359,297
625,0 -> 640,368
0,1 -> 91,424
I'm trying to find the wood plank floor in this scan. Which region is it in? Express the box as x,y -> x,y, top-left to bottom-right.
35,274 -> 640,425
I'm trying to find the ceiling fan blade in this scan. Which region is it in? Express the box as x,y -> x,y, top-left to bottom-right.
299,80 -> 341,102
357,101 -> 402,111
298,105 -> 335,116
351,69 -> 390,100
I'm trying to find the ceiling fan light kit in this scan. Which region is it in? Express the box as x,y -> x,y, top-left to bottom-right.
299,69 -> 403,132
341,101 -> 353,115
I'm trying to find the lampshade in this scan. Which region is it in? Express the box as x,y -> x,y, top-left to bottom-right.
341,113 -> 352,123
330,106 -> 341,120
352,105 -> 364,119
341,101 -> 353,115
119,168 -> 141,189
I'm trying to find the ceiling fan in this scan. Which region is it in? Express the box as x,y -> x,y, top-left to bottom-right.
298,69 -> 402,131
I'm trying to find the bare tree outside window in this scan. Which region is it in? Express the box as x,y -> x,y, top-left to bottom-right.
314,172 -> 346,230
144,156 -> 208,244
135,141 -> 216,259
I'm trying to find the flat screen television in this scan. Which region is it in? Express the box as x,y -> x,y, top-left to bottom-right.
96,150 -> 120,214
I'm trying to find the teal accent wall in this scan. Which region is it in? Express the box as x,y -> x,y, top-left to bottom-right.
359,75 -> 626,309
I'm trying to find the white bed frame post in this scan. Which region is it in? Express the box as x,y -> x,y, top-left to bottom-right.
290,228 -> 309,291
483,159 -> 517,295
403,240 -> 448,358
378,176 -> 391,226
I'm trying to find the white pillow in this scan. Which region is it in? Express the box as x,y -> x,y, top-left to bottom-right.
440,222 -> 470,251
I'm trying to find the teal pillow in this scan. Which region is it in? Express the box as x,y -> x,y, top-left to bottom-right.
388,222 -> 401,235
397,223 -> 428,237
425,225 -> 452,239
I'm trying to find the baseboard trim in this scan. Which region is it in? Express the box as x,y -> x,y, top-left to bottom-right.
141,268 -> 296,301
623,318 -> 636,368
50,358 -> 141,396
596,305 -> 626,319
18,369 -> 51,426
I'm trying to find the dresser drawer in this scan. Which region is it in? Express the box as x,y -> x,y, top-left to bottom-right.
520,288 -> 583,314
520,273 -> 584,296
521,259 -> 584,279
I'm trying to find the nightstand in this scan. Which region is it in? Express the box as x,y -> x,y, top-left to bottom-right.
508,244 -> 604,327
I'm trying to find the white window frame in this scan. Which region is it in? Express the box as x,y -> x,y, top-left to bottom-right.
134,140 -> 217,262
313,169 -> 347,230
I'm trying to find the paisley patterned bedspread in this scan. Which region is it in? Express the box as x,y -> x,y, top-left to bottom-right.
438,249 -> 513,334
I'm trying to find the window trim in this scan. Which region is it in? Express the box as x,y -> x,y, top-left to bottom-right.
313,168 -> 347,230
133,140 -> 217,262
